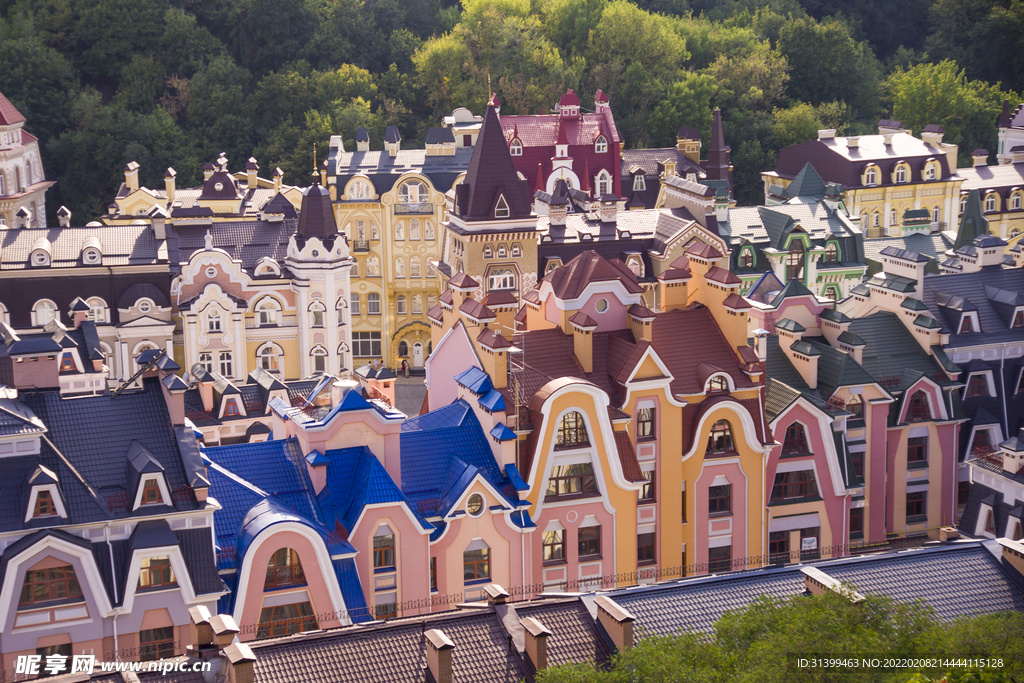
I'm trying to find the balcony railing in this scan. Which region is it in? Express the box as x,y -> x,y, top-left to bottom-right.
352,239 -> 370,252
245,315 -> 297,330
265,564 -> 306,589
394,203 -> 433,214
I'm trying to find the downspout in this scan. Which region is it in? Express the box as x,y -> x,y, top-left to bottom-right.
521,516 -> 526,598
105,521 -> 121,662
759,384 -> 768,565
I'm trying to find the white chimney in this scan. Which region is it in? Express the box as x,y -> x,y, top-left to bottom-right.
818,129 -> 836,140
846,136 -> 859,149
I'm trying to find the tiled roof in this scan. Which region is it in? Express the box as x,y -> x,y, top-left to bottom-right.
722,198 -> 852,250
334,148 -> 472,197
176,219 -> 296,273
0,397 -> 46,436
0,225 -> 165,270
320,445 -> 428,533
923,267 -> 1024,347
457,105 -> 532,220
542,250 -> 643,300
848,312 -> 943,389
515,600 -> 611,667
0,90 -> 26,125
862,233 -> 952,269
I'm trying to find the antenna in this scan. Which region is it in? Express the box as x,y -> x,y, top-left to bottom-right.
488,73 -> 492,100
312,143 -> 318,178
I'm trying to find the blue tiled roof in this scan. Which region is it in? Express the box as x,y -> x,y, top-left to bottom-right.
400,400 -> 518,517
478,389 -> 506,412
504,464 -> 529,491
454,366 -> 492,394
510,509 -> 536,529
319,446 -> 431,533
334,558 -> 373,623
489,423 -> 517,442
205,464 -> 265,570
237,497 -> 355,565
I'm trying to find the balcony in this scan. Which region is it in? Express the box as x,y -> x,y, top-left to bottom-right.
352,239 -> 370,252
265,564 -> 306,589
394,203 -> 433,215
245,315 -> 297,330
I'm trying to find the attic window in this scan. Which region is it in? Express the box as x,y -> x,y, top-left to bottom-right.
34,490 -> 58,517
139,556 -> 175,588
595,136 -> 608,154
824,242 -> 839,262
782,423 -> 810,454
511,243 -> 522,257
965,373 -> 991,398
83,248 -> 101,264
986,194 -> 997,212
959,314 -> 976,334
20,566 -> 82,606
494,195 -> 510,218
224,398 -> 240,416
31,250 -> 49,267
739,248 -> 754,268
633,174 -> 645,192
141,477 -> 164,505
510,139 -> 522,156
706,375 -> 728,392
1014,310 -> 1024,328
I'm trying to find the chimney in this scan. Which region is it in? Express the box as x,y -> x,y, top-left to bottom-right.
203,162 -> 215,181
246,158 -> 259,189
424,629 -> 455,683
627,304 -> 655,342
477,331 -> 511,390
356,127 -> 370,152
1001,428 -> 1024,475
305,451 -> 329,493
224,643 -> 256,683
187,605 -> 216,657
570,312 -> 597,374
56,205 -> 71,227
385,126 -> 401,157
68,298 -> 89,328
817,129 -> 836,140
776,318 -> 818,389
1011,147 -> 1024,164
973,149 -> 989,167
16,207 -> 31,229
801,567 -> 865,604
594,595 -> 635,653
150,206 -> 169,240
520,616 -> 553,673
164,168 -> 176,204
483,583 -> 509,605
921,125 -> 944,147
883,133 -> 894,146
217,153 -> 228,172
658,259 -> 691,312
195,369 -> 215,412
209,614 -> 240,649
273,168 -> 283,194
330,377 -> 359,408
846,136 -> 859,149
997,538 -> 1024,577
124,161 -> 140,192
752,328 -> 770,363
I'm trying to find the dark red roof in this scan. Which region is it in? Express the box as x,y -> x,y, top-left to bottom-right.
658,267 -> 692,281
478,328 -> 512,349
483,291 -> 517,307
569,311 -> 597,328
198,171 -> 240,201
0,91 -> 26,125
456,105 -> 532,220
649,307 -> 753,395
558,90 -> 581,107
723,293 -> 752,309
448,272 -> 479,290
459,298 -> 496,321
685,242 -> 724,260
543,251 -> 643,300
439,289 -> 454,306
614,431 -> 647,482
594,89 -> 609,103
628,304 -> 656,320
705,266 -> 741,285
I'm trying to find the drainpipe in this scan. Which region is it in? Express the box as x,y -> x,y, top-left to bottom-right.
106,521 -> 121,661
521,516 -> 526,598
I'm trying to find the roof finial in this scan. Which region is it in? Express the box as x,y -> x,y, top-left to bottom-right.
311,143 -> 318,179
488,73 -> 492,101
204,229 -> 213,250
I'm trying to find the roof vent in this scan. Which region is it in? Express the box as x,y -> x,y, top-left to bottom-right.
818,129 -> 836,140
846,136 -> 859,149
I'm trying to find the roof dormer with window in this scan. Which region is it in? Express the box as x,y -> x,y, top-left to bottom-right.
24,465 -> 67,523
127,441 -> 172,510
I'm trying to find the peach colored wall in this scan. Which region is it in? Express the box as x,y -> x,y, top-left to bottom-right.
294,412 -> 403,484
352,506 -> 430,618
532,500 -> 614,591
865,400 -> 889,542
236,529 -> 342,642
140,608 -> 174,631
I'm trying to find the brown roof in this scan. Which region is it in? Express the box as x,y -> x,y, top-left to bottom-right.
627,304 -> 656,320
297,183 -> 337,240
456,105 -> 533,220
723,293 -> 752,309
569,311 -> 597,328
705,266 -> 741,285
427,305 -> 444,322
523,290 -> 542,305
483,291 -> 518,307
0,91 -> 25,125
514,601 -> 611,668
543,250 -> 643,300
685,242 -> 724,260
477,328 -> 513,349
614,431 -> 647,483
658,266 -> 691,281
439,289 -> 454,306
449,272 -> 479,290
460,298 -> 496,321
649,307 -> 753,395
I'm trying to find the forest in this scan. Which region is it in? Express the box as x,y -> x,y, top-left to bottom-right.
1,0 -> 1023,221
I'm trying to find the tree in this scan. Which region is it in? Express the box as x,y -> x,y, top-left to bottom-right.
926,0 -> 1024,95
649,72 -> 716,147
0,37 -> 78,146
184,55 -> 255,165
72,0 -> 171,81
233,0 -> 317,76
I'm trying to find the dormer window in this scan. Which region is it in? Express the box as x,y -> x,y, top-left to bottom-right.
34,490 -> 58,517
895,165 -> 908,183
824,242 -> 839,262
83,248 -> 101,264
87,297 -> 107,323
633,174 -> 645,192
782,423 -> 810,454
595,135 -> 608,153
256,298 -> 280,326
1013,192 -> 1022,210
965,372 -> 992,398
32,299 -> 57,326
60,354 -> 76,373
596,170 -> 612,196
31,249 -> 50,267
207,309 -> 222,333
224,398 -> 240,416
906,390 -> 931,421
510,138 -> 522,156
706,375 -> 729,392
20,565 -> 82,606
1014,309 -> 1024,328
961,195 -> 968,213
739,248 -> 754,268
494,195 -> 510,218
986,194 -> 997,212
865,167 -> 877,186
925,166 -> 935,180
142,477 -> 164,505
959,313 -> 977,334
138,557 -> 175,588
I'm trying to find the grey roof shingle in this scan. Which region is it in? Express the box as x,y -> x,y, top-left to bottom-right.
515,600 -> 611,668
923,267 -> 1024,347
0,225 -> 165,270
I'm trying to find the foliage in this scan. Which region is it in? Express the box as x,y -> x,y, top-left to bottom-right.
536,591 -> 1024,683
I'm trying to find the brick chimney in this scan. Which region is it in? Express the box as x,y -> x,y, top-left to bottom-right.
658,257 -> 691,312
477,329 -> 511,390
594,595 -> 635,653
209,614 -> 240,648
224,643 -> 257,683
124,162 -> 140,192
997,538 -> 1024,576
165,168 -> 177,204
425,628 -> 455,683
1000,428 -> 1024,475
520,616 -> 553,673
776,318 -> 819,389
569,312 -> 597,373
483,583 -> 509,605
627,304 -> 656,342
801,566 -> 865,604
187,605 -> 216,658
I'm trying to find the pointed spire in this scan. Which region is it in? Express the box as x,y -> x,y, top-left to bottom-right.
535,163 -> 545,194
297,182 -> 337,241
556,119 -> 569,146
955,190 -> 989,251
455,102 -> 532,221
704,107 -> 733,198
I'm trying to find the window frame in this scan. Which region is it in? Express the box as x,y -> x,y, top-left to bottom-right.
373,533 -> 396,571
463,547 -> 490,582
708,545 -> 731,572
708,484 -> 732,516
542,529 -> 566,564
906,391 -> 931,421
555,412 -> 589,449
770,470 -> 818,501
636,406 -> 655,441
20,566 -> 83,606
706,420 -> 735,454
138,556 -> 176,589
546,462 -> 598,500
906,490 -> 927,519
578,526 -> 601,558
265,548 -> 306,589
781,423 -> 810,455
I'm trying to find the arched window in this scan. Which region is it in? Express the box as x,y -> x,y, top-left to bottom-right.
259,343 -> 282,373
865,167 -> 877,185
497,244 -> 507,259
32,299 -> 57,326
925,165 -> 935,180
348,179 -> 372,200
396,295 -> 407,315
872,212 -> 880,227
595,135 -> 607,154
398,180 -> 427,206
895,165 -> 907,183
373,526 -> 395,569
394,221 -> 404,241
207,309 -> 222,333
256,298 -> 280,326
463,542 -> 489,581
1013,193 -> 1022,210
0,172 -> 5,195
890,209 -> 897,226
906,391 -> 930,421
425,221 -> 435,240
488,268 -> 515,291
782,423 -> 809,454
100,342 -> 115,373
511,243 -> 522,257
706,375 -> 728,392
311,346 -> 328,374
556,412 -> 589,448
824,242 -> 839,262
427,294 -> 436,309
367,293 -> 381,315
308,302 -> 325,328
198,352 -> 213,373
932,206 -> 940,223
410,256 -> 421,278
25,162 -> 32,186
398,341 -> 409,357
510,138 -> 522,156
483,245 -> 494,259
366,256 -> 380,276
265,549 -> 305,588
986,194 -> 997,212
823,285 -> 840,301
706,419 -> 734,453
335,297 -> 346,325
394,257 -> 405,278
219,351 -> 233,377
740,248 -> 754,268
410,219 -> 420,240
411,294 -> 422,314
785,240 -> 805,281
86,297 -> 108,323
596,170 -> 612,196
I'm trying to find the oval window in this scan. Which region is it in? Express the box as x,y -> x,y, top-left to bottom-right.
214,182 -> 224,192
205,267 -> 217,278
595,299 -> 608,313
467,493 -> 484,517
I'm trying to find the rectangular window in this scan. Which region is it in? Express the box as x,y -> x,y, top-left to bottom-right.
957,481 -> 971,509
906,491 -> 927,519
768,531 -> 789,563
907,436 -> 927,464
850,451 -> 864,479
34,490 -> 57,517
429,557 -> 437,591
60,355 -> 75,372
20,566 -> 83,605
850,507 -> 864,538
351,294 -> 360,315
219,352 -> 233,377
373,534 -> 395,570
257,602 -> 317,639
542,529 -> 565,563
368,295 -> 381,315
708,545 -> 731,573
140,626 -> 176,661
681,486 -> 687,523
353,332 -> 382,357
637,532 -> 655,565
463,548 -> 490,581
708,484 -> 732,516
966,374 -> 988,398
637,406 -> 655,440
546,463 -> 598,499
800,526 -> 820,560
36,644 -> 73,675
224,399 -> 240,417
639,469 -> 655,502
578,526 -> 601,557
142,477 -> 163,505
138,556 -> 175,588
770,470 -> 818,501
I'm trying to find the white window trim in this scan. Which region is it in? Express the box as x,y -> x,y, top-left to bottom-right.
704,373 -> 735,393
964,370 -> 996,398
769,512 -> 819,532
24,484 -> 68,522
708,535 -> 732,549
132,472 -> 173,511
579,515 -> 600,529
218,396 -> 246,419
975,503 -> 996,538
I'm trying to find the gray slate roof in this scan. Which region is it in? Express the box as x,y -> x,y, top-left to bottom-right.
922,267 -> 1024,347
175,219 -> 297,273
1,225 -> 165,270
334,148 -> 474,197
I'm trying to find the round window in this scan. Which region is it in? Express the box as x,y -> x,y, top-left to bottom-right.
214,182 -> 224,192
467,493 -> 484,517
595,298 -> 609,313
205,267 -> 217,278
139,300 -> 152,313
311,249 -> 320,257
33,252 -> 47,264
85,250 -> 99,263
